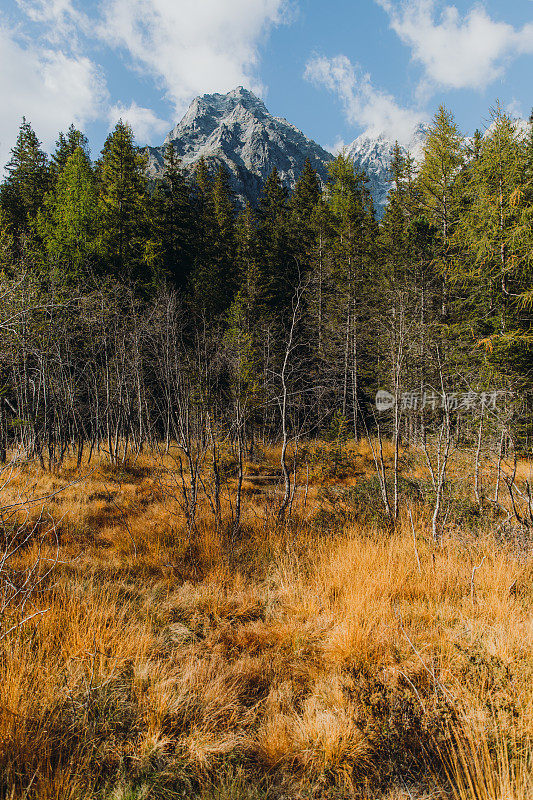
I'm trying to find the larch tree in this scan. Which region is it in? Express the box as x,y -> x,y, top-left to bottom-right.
38,146 -> 99,283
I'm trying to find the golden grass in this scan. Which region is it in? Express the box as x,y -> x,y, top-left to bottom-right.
0,442 -> 532,798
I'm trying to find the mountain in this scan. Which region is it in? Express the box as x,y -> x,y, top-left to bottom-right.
345,124 -> 429,216
144,87 -> 431,217
145,87 -> 334,206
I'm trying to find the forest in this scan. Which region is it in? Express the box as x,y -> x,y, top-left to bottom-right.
0,103 -> 532,469
2,102 -> 533,800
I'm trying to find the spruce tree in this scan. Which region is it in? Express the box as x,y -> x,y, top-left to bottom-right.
291,158 -> 321,219
153,143 -> 193,287
188,159 -> 238,315
97,120 -> 149,282
290,159 -> 322,266
38,146 -> 99,282
1,118 -> 50,235
258,167 -> 295,312
51,124 -> 90,177
212,164 -> 237,291
327,153 -> 376,436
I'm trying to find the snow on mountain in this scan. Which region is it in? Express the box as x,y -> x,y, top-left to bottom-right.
144,87 -> 434,217
145,87 -> 334,206
344,124 -> 429,217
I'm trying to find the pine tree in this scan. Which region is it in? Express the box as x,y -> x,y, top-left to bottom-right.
1,118 -> 50,235
153,143 -> 193,287
38,146 -> 99,282
327,153 -> 376,436
51,125 -> 90,177
257,167 -> 295,312
97,120 -> 149,282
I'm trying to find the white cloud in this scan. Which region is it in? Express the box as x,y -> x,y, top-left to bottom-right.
108,101 -> 169,143
0,23 -> 108,168
16,0 -> 75,23
305,54 -> 427,146
376,0 -> 533,92
98,0 -> 292,116
15,0 -> 89,44
2,0 -> 294,156
326,137 -> 346,155
506,98 -> 525,121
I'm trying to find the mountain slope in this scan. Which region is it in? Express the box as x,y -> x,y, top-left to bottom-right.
345,124 -> 428,216
145,87 -> 334,206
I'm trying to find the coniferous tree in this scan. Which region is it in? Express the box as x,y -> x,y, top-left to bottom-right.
97,120 -> 150,282
327,153 -> 376,436
0,118 -> 50,237
290,158 -> 322,272
38,146 -> 99,282
51,125 -> 90,177
189,160 -> 237,315
0,210 -> 16,274
418,105 -> 463,317
419,106 -> 463,243
153,143 -> 193,288
453,106 -> 526,335
212,164 -> 237,297
258,167 -> 295,313
448,105 -> 530,445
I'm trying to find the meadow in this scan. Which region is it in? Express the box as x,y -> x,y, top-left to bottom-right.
1,440 -> 532,799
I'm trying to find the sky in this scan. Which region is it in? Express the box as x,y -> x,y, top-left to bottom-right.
0,0 -> 532,167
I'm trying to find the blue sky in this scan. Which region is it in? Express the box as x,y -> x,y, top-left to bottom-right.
0,0 -> 532,166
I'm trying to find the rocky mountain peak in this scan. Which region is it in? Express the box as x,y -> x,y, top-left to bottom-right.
145,87 -> 334,206
144,87 -> 430,217
344,124 -> 429,214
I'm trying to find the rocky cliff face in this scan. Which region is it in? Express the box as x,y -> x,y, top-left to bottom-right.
145,87 -> 429,216
145,87 -> 334,206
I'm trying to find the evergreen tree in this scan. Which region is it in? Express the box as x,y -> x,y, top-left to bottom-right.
418,105 -> 463,246
327,153 -> 376,436
97,120 -> 150,282
51,125 -> 90,177
0,210 -> 16,274
290,158 -> 322,267
448,104 -> 530,431
188,159 -> 238,315
38,146 -> 99,282
453,106 -> 526,332
291,158 -> 321,219
258,167 -> 295,312
0,118 -> 50,235
418,106 -> 463,317
153,143 -> 193,287
212,164 -> 237,291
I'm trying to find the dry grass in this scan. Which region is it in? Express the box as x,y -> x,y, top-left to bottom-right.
0,441 -> 532,798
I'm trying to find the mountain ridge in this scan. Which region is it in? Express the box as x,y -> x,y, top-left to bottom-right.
144,87 -> 429,216
145,86 -> 335,207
